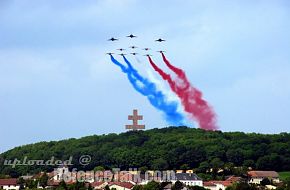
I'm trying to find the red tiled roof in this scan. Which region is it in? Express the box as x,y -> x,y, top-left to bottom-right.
209,180 -> 233,187
0,179 -> 18,186
91,182 -> 105,187
32,172 -> 45,179
248,171 -> 279,178
225,176 -> 242,182
47,180 -> 60,186
109,182 -> 134,189
203,182 -> 216,187
219,181 -> 233,187
47,180 -> 76,186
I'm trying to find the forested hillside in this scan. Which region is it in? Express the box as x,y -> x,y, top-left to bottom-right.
1,127 -> 290,177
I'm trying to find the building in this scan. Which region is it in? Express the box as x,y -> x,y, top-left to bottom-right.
203,181 -> 217,190
90,182 -> 107,190
52,165 -> 70,181
20,175 -> 33,180
0,178 -> 20,190
265,185 -> 277,189
108,182 -> 134,190
207,181 -> 232,190
204,176 -> 242,190
248,171 -> 280,184
171,173 -> 203,187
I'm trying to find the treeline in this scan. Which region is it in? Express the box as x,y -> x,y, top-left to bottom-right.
0,127 -> 290,177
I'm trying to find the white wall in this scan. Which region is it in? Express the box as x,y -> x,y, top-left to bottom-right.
109,184 -> 131,190
171,180 -> 203,187
1,185 -> 20,190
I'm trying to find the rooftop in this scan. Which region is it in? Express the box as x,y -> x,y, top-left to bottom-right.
0,178 -> 18,186
248,171 -> 279,178
109,182 -> 134,189
174,173 -> 202,181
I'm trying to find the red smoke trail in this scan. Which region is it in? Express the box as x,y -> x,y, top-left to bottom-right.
148,55 -> 218,130
161,53 -> 186,79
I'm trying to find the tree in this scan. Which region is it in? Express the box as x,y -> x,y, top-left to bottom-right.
88,183 -> 93,190
17,177 -> 25,190
133,185 -> 144,190
280,177 -> 290,190
260,178 -> 271,186
210,158 -> 224,179
104,185 -> 110,190
172,181 -> 183,190
143,181 -> 161,190
39,173 -> 49,188
94,166 -> 105,171
180,164 -> 189,170
139,166 -> 149,174
256,154 -> 283,171
242,160 -> 254,168
223,162 -> 234,175
73,181 -> 86,190
151,158 -> 168,170
59,180 -> 67,190
226,149 -> 244,166
210,158 -> 224,170
197,161 -> 210,173
232,166 -> 248,177
25,179 -> 38,189
1,127 -> 290,176
0,174 -> 9,179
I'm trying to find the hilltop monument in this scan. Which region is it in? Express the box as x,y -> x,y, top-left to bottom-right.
125,109 -> 145,131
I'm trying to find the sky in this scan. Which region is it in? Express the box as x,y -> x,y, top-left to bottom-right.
0,0 -> 290,153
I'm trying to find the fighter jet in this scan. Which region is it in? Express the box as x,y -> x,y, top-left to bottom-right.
155,38 -> 165,42
126,34 -> 137,38
143,48 -> 151,51
129,46 -> 138,49
108,37 -> 118,41
106,52 -> 114,55
143,54 -> 153,57
117,48 -> 126,51
130,53 -> 138,55
156,50 -> 166,53
119,53 -> 126,56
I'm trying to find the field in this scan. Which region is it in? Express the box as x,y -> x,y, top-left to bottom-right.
279,171 -> 290,181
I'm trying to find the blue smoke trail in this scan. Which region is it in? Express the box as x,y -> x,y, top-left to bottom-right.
110,55 -> 186,125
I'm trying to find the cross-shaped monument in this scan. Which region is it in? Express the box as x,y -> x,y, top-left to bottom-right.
125,109 -> 145,131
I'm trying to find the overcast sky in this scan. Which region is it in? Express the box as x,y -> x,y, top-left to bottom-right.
1,0 -> 290,153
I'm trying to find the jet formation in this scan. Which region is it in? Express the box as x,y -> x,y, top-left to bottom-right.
106,34 -> 165,57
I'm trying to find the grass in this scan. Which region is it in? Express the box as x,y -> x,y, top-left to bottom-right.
279,171 -> 290,181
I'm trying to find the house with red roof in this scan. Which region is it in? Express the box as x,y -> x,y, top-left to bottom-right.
207,180 -> 233,190
108,182 -> 134,190
0,178 -> 20,190
171,173 -> 203,187
204,176 -> 242,190
203,181 -> 217,190
90,182 -> 107,190
248,171 -> 280,184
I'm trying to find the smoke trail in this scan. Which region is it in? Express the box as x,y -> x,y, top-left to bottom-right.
109,55 -> 186,125
161,53 -> 186,78
160,53 -> 217,130
148,55 -> 218,130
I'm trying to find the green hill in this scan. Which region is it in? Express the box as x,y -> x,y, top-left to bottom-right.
1,127 -> 290,177
279,171 -> 290,181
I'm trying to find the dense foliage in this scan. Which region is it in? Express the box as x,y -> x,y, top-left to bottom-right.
0,127 -> 290,177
